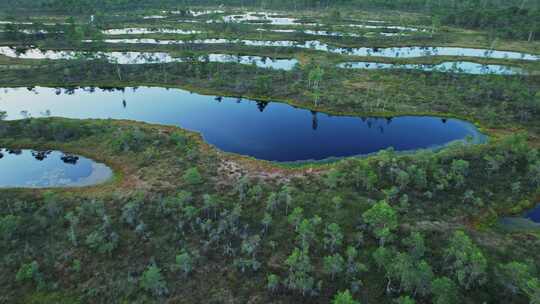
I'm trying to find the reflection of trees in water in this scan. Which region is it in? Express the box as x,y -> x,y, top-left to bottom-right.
32,150 -> 52,161
0,149 -> 80,164
52,87 -> 78,95
100,87 -> 125,93
360,117 -> 389,133
40,109 -> 51,117
7,149 -> 22,155
48,87 -> 140,96
20,110 -> 31,118
256,100 -> 269,112
61,154 -> 79,165
311,111 -> 318,130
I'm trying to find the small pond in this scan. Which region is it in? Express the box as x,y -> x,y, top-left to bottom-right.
499,203 -> 540,231
204,54 -> 298,69
0,149 -> 112,188
0,20 -> 33,25
93,38 -> 540,60
524,204 -> 540,223
98,26 -> 408,38
143,15 -> 167,19
215,12 -> 421,31
0,47 -> 298,70
338,61 -> 526,75
344,24 -> 423,32
220,12 -> 301,25
0,86 -> 485,162
257,28 -> 363,37
103,28 -> 202,35
166,10 -> 225,16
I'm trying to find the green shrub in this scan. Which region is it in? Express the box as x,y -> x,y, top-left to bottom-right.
332,290 -> 360,304
183,167 -> 203,185
140,265 -> 168,297
0,215 -> 21,241
16,261 -> 44,289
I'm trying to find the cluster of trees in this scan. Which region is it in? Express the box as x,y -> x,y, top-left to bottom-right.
2,0 -> 538,11
8,0 -> 534,41
1,117 -> 540,303
1,16 -> 104,48
332,132 -> 540,218
0,115 -> 99,142
440,6 -> 540,41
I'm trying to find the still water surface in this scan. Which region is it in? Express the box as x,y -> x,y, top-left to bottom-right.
338,61 -> 526,75
0,47 -> 298,69
524,204 -> 540,223
94,38 -> 540,60
0,149 -> 112,188
0,86 -> 484,161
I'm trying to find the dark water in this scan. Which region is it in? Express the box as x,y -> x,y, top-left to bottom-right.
524,204 -> 540,223
498,203 -> 540,231
0,86 -> 485,162
0,149 -> 112,188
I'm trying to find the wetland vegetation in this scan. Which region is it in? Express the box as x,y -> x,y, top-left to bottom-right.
0,0 -> 539,303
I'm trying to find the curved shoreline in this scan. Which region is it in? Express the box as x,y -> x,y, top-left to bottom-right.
0,85 -> 488,163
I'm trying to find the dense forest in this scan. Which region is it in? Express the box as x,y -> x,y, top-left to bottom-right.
2,0 -> 539,41
3,0 -> 539,9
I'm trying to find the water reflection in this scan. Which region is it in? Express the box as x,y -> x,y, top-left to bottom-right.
163,9 -> 225,16
143,15 -> 166,19
61,154 -> 80,164
499,203 -> 540,231
220,12 -> 301,25
0,148 -> 112,188
338,61 -> 527,75
256,100 -> 269,112
215,12 -> 422,32
0,47 -> 298,70
103,28 -> 202,35
311,111 -> 318,130
93,38 -> 540,60
31,150 -> 51,161
345,23 -> 423,32
256,28 -> 364,37
525,204 -> 540,223
0,86 -> 485,161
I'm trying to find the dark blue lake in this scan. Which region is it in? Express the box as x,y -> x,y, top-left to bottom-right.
0,149 -> 112,188
0,87 -> 485,162
524,204 -> 540,223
